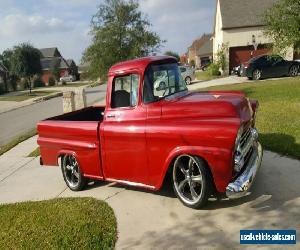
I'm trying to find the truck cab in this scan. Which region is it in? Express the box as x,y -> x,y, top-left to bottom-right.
37,56 -> 263,208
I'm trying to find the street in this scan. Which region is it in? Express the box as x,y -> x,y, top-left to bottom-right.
0,84 -> 107,146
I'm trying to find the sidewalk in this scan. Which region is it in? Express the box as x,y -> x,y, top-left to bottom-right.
0,135 -> 299,249
0,84 -> 92,114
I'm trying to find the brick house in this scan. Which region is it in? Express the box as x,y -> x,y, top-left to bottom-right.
212,0 -> 295,73
187,34 -> 212,68
39,47 -> 74,83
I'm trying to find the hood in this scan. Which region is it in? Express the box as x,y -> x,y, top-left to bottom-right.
161,91 -> 252,122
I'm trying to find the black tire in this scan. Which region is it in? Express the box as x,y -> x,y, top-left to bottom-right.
185,76 -> 192,85
172,155 -> 212,209
252,69 -> 262,80
289,65 -> 299,77
61,155 -> 87,191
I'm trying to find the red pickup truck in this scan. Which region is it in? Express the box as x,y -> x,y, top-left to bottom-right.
37,56 -> 263,208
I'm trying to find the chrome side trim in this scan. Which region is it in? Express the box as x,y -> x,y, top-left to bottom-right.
226,142 -> 263,199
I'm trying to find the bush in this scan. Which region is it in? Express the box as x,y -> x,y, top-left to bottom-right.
207,63 -> 221,76
19,78 -> 29,90
33,75 -> 45,88
61,80 -> 67,85
48,76 -> 56,86
0,83 -> 5,94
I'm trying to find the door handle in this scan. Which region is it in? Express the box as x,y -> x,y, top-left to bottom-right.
106,114 -> 115,118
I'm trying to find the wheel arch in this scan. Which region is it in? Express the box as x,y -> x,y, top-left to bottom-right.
157,146 -> 221,192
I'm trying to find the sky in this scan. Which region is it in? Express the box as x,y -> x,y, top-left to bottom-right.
0,0 -> 215,64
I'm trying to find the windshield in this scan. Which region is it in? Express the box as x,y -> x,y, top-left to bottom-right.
143,63 -> 187,103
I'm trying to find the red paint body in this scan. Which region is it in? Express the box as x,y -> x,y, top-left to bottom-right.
37,56 -> 258,193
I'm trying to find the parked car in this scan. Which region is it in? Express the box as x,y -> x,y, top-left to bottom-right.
244,55 -> 300,80
37,56 -> 262,209
60,75 -> 75,82
179,65 -> 195,84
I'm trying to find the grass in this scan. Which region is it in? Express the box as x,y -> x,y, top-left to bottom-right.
0,91 -> 57,102
0,129 -> 37,156
195,77 -> 300,159
195,71 -> 221,81
27,147 -> 40,157
0,198 -> 117,249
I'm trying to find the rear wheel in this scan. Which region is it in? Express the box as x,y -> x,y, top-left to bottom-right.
289,65 -> 298,77
185,76 -> 192,85
252,69 -> 262,80
172,155 -> 211,209
61,155 -> 87,191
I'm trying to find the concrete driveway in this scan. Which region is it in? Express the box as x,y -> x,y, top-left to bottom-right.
0,137 -> 299,249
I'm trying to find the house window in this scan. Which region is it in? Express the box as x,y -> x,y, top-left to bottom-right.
111,74 -> 139,108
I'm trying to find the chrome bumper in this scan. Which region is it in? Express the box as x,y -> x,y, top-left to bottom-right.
226,142 -> 263,199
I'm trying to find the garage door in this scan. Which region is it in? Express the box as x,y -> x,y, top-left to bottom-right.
229,45 -> 271,71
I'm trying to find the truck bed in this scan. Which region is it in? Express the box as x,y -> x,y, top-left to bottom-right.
48,106 -> 105,121
37,106 -> 105,179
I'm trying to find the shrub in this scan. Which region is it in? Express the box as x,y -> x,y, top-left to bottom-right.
48,76 -> 56,86
207,63 -> 221,76
0,83 -> 5,94
19,78 -> 29,90
62,80 -> 67,85
33,75 -> 45,88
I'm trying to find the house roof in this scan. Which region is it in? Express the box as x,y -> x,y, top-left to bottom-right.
219,0 -> 278,29
197,39 -> 213,56
189,34 -> 212,51
41,57 -> 69,70
66,59 -> 76,67
39,47 -> 61,58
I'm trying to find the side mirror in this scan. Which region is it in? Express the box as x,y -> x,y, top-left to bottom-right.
156,81 -> 167,91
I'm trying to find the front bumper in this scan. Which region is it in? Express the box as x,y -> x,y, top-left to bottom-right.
226,141 -> 263,199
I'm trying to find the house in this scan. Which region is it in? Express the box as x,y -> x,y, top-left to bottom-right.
66,59 -> 78,77
212,0 -> 295,73
179,54 -> 188,65
39,47 -> 74,83
0,63 -> 8,86
197,39 -> 213,68
187,33 -> 212,68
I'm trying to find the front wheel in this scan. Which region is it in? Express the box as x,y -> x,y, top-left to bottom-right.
252,69 -> 262,80
61,154 -> 87,191
185,76 -> 192,85
289,65 -> 298,77
172,155 -> 212,209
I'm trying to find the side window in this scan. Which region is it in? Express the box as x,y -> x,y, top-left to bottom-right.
111,74 -> 139,108
180,67 -> 186,73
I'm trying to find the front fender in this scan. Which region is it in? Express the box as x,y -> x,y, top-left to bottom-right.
156,145 -> 233,193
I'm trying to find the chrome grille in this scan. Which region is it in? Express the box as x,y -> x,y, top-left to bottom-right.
234,127 -> 254,172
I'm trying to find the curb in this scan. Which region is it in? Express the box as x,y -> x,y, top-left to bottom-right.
0,92 -> 63,115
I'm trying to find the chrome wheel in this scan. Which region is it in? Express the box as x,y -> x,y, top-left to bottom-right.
62,155 -> 80,188
253,69 -> 261,80
289,65 -> 298,76
185,76 -> 192,85
173,155 -> 204,206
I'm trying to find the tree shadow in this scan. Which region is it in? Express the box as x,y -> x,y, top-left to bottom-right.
259,133 -> 300,160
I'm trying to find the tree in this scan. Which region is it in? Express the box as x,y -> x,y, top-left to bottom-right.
164,51 -> 180,61
0,49 -> 18,92
50,58 -> 61,83
10,43 -> 42,94
82,0 -> 164,79
264,0 -> 300,55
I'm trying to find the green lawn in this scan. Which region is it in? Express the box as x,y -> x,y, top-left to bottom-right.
27,147 -> 40,157
0,198 -> 117,249
195,71 -> 220,81
0,129 -> 37,155
0,91 -> 57,102
195,77 -> 300,159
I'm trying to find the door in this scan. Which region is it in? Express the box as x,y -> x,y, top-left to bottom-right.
102,74 -> 149,184
270,56 -> 288,77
